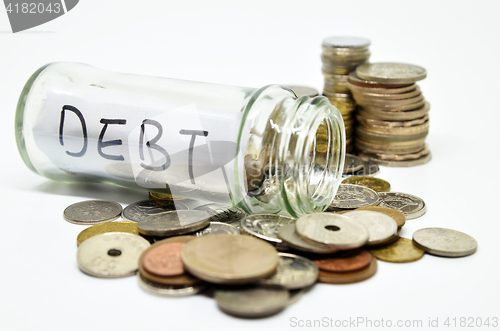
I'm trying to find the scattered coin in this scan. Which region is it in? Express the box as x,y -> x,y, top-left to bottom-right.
369,237 -> 424,263
356,206 -> 406,228
343,154 -> 364,174
329,184 -> 379,210
377,192 -> 426,219
313,250 -> 372,272
122,200 -> 188,223
342,176 -> 391,192
356,63 -> 427,84
277,224 -> 338,255
258,253 -> 319,289
194,222 -> 239,236
64,200 -> 122,225
240,214 -> 296,246
137,210 -> 210,237
181,234 -> 279,284
142,242 -> 186,277
360,151 -> 432,167
288,85 -> 319,98
76,221 -> 139,246
77,232 -> 150,278
412,228 -> 477,257
342,210 -> 398,246
318,258 -> 377,284
194,204 -> 247,224
138,274 -> 205,297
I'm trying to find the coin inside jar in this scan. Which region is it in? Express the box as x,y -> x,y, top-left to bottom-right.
122,199 -> 188,223
138,210 -> 210,237
342,210 -> 398,246
313,250 -> 372,272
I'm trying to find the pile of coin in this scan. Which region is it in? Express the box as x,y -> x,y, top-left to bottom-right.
349,62 -> 431,166
321,36 -> 371,153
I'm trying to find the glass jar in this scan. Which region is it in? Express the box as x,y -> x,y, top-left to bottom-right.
15,62 -> 345,217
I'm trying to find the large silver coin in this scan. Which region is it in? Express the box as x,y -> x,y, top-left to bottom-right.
322,36 -> 371,49
413,228 -> 477,257
296,213 -> 369,249
194,204 -> 247,225
122,200 -> 188,223
77,232 -> 150,278
215,287 -> 290,318
344,154 -> 364,174
342,210 -> 398,246
277,224 -> 338,254
194,222 -> 240,236
356,63 -> 427,84
240,214 -> 296,245
258,253 -> 318,289
287,85 -> 319,98
138,210 -> 210,237
138,274 -> 205,297
64,200 -> 122,225
377,192 -> 426,219
330,184 -> 379,209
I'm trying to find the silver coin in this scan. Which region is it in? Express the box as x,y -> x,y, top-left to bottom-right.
194,204 -> 247,225
194,222 -> 240,236
287,85 -> 319,98
330,184 -> 379,209
122,200 -> 188,223
342,210 -> 398,246
277,224 -> 338,254
215,287 -> 290,318
287,288 -> 307,306
356,63 -> 427,84
258,253 -> 318,289
322,36 -> 371,49
138,274 -> 205,297
64,200 -> 122,225
413,228 -> 477,257
77,232 -> 150,278
377,192 -> 426,219
240,214 -> 296,245
343,154 -> 364,174
137,210 -> 210,236
295,213 -> 369,249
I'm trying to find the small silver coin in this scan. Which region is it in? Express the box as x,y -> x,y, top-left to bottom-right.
138,210 -> 210,237
343,154 -> 364,174
194,204 -> 247,225
377,192 -> 426,219
356,62 -> 427,84
240,214 -> 296,245
413,228 -> 477,257
122,200 -> 188,223
287,85 -> 319,98
277,224 -> 338,255
295,213 -> 369,249
77,232 -> 150,278
138,274 -> 205,297
329,184 -> 379,209
342,210 -> 398,246
215,287 -> 290,318
194,222 -> 240,236
64,200 -> 122,225
258,253 -> 318,290
322,36 -> 371,49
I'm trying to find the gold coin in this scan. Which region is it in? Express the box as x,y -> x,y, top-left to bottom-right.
369,237 -> 424,263
358,102 -> 430,121
359,151 -> 432,167
348,82 -> 417,95
365,145 -> 430,161
76,221 -> 139,246
356,114 -> 429,129
355,138 -> 426,154
342,176 -> 391,193
356,127 -> 428,144
355,206 -> 406,228
318,258 -> 377,284
181,234 -> 279,284
358,121 -> 429,136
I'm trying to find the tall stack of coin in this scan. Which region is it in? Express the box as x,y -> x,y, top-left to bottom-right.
321,36 -> 371,153
349,63 -> 431,166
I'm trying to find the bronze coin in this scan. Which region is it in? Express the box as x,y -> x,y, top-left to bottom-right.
370,237 -> 424,263
318,258 -> 378,284
356,206 -> 406,228
313,250 -> 372,273
143,242 -> 186,277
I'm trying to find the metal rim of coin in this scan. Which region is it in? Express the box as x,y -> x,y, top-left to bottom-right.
369,237 -> 424,263
240,214 -> 296,245
77,232 -> 151,278
341,176 -> 391,193
287,85 -> 319,98
376,192 -> 426,220
258,253 -> 319,290
356,63 -> 427,84
358,102 -> 430,121
356,114 -> 429,129
361,152 -> 432,168
348,72 -> 412,88
137,210 -> 211,237
361,98 -> 426,113
355,206 -> 406,228
215,287 -> 290,318
322,36 -> 371,49
343,154 -> 364,173
348,82 -> 417,95
355,93 -> 424,108
64,200 -> 123,225
295,213 -> 369,249
318,258 -> 378,284
358,121 -> 429,136
122,199 -> 188,223
193,222 -> 239,236
277,224 -> 338,255
412,228 -> 478,257
76,220 -> 139,246
329,184 -> 379,209
356,127 -> 428,144
362,146 -> 430,162
342,210 -> 398,246
355,138 -> 426,154
313,250 -> 372,273
181,234 -> 279,284
352,87 -> 422,102
137,273 -> 205,297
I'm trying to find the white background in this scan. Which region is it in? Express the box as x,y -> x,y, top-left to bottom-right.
1,1 -> 499,330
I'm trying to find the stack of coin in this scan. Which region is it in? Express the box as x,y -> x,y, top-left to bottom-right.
321,36 -> 371,152
349,63 -> 431,166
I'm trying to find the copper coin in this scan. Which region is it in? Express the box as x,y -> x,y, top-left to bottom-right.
143,242 -> 186,277
318,258 -> 378,284
313,250 -> 372,273
356,206 -> 406,228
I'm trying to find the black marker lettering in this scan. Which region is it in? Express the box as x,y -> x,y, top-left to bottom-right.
139,119 -> 170,171
98,118 -> 126,161
59,105 -> 88,157
179,129 -> 208,184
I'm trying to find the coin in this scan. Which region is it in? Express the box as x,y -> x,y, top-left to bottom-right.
240,214 -> 296,245
355,137 -> 426,154
138,210 -> 210,237
181,234 -> 279,284
258,253 -> 318,289
358,102 -> 430,121
138,274 -> 205,297
412,228 -> 477,257
376,192 -> 426,220
194,222 -> 239,236
194,204 -> 247,224
318,258 -> 377,284
288,85 -> 319,97
322,36 -> 371,49
357,114 -> 429,128
122,200 -> 188,223
342,210 -> 398,246
329,184 -> 379,209
369,237 -> 424,263
356,206 -> 406,228
342,176 -> 391,193
349,83 -> 417,95
277,224 -> 338,254
348,72 -> 412,88
356,63 -> 427,84
76,220 -> 139,246
215,287 -> 290,318
295,213 -> 369,249
361,152 -> 432,167
313,250 -> 372,272
343,154 -> 364,173
64,200 -> 122,225
77,232 -> 150,278
142,242 -> 186,277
